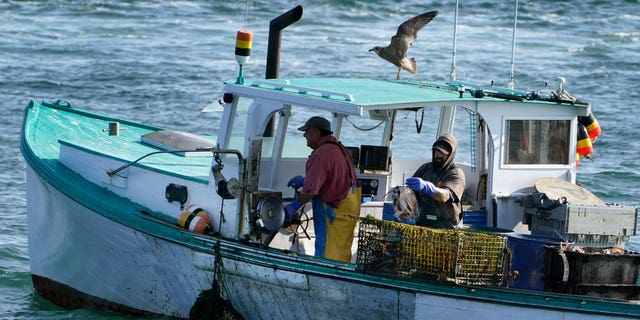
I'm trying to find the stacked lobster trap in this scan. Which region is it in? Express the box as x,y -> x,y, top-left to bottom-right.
356,217 -> 508,286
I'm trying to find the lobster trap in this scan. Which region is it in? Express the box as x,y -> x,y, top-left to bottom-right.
356,217 -> 507,286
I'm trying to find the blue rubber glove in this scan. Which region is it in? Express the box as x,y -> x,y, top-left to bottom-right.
287,175 -> 305,189
284,198 -> 303,222
406,177 -> 437,196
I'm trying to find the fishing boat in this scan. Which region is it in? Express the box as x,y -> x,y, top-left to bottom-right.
20,5 -> 640,320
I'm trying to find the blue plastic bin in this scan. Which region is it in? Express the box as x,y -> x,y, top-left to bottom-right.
382,202 -> 396,221
506,234 -> 567,291
462,210 -> 487,226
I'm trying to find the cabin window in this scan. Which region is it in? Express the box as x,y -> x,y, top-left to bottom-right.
504,119 -> 571,165
390,106 -> 474,165
283,109 -> 335,158
339,110 -> 393,155
227,97 -> 253,150
386,108 -> 439,160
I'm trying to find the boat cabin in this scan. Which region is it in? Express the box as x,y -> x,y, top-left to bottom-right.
214,77 -> 589,241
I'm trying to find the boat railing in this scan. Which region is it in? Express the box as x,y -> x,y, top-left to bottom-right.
251,80 -> 355,101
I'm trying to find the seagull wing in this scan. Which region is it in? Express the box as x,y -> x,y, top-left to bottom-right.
380,11 -> 438,64
395,11 -> 438,43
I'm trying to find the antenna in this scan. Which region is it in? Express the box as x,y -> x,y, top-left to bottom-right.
450,0 -> 459,82
508,0 -> 519,89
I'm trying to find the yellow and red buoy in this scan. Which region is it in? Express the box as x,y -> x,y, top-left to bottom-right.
578,113 -> 601,142
235,30 -> 253,65
235,30 -> 253,84
576,123 -> 594,167
178,204 -> 211,234
576,123 -> 593,157
575,112 -> 601,167
184,204 -> 211,225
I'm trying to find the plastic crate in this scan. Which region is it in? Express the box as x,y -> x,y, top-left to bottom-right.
356,217 -> 507,286
527,203 -> 637,248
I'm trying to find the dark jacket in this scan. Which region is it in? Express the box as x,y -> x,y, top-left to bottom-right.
412,133 -> 466,228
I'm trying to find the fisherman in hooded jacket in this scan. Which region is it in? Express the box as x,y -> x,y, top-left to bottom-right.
405,133 -> 466,228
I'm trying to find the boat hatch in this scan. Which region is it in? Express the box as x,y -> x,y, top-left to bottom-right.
141,130 -> 215,157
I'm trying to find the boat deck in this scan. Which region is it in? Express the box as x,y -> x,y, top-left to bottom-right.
24,100 -> 214,184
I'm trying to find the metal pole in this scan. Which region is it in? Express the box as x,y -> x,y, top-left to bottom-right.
508,0 -> 519,89
450,0 -> 459,82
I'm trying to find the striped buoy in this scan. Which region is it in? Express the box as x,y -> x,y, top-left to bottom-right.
178,205 -> 211,234
578,113 -> 601,142
576,123 -> 593,157
184,204 -> 211,225
235,30 -> 252,65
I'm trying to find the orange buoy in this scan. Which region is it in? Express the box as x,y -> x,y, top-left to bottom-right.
178,207 -> 211,234
578,113 -> 601,141
575,153 -> 580,167
183,204 -> 211,225
235,30 -> 253,65
234,30 -> 253,84
576,123 -> 593,157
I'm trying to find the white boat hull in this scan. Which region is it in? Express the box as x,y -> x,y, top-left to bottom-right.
26,166 -> 213,317
26,166 -> 629,320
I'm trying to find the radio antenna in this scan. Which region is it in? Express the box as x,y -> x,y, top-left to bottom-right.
450,0 -> 459,82
508,0 -> 519,89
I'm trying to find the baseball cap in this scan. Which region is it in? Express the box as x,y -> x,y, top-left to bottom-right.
432,140 -> 451,155
297,116 -> 332,133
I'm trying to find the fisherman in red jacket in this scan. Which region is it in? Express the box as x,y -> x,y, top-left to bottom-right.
285,116 -> 360,262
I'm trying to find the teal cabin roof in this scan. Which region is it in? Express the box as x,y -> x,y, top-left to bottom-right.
225,78 -> 589,116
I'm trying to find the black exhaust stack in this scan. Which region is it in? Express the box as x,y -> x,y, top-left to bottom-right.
265,5 -> 303,79
263,5 -> 303,137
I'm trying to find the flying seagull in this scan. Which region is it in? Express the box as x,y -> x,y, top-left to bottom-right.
369,11 -> 438,80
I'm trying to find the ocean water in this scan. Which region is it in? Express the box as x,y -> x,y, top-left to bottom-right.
1,0 -> 639,318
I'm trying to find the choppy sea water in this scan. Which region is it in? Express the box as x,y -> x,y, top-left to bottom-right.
1,0 -> 639,318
